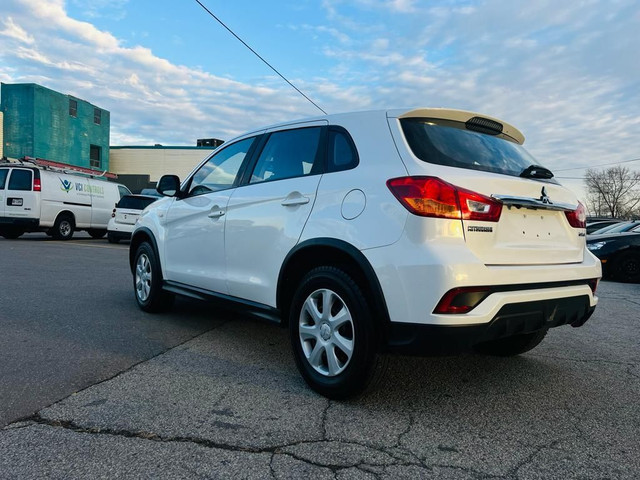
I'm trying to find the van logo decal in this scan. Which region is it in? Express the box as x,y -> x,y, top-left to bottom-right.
59,178 -> 74,193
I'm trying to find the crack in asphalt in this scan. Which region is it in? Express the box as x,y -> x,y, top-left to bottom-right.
9,319 -> 232,427
14,415 -> 564,479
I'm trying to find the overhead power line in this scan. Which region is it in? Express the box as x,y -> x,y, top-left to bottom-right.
554,157 -> 640,172
194,0 -> 327,115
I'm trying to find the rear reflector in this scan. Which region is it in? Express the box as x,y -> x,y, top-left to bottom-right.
33,178 -> 42,192
565,201 -> 586,228
387,176 -> 502,222
433,287 -> 491,314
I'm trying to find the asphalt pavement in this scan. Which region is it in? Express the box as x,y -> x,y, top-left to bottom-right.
0,234 -> 638,479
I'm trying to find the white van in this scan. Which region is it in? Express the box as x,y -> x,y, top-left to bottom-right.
0,159 -> 131,240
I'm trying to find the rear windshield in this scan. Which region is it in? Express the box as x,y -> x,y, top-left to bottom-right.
400,118 -> 541,177
116,195 -> 157,210
0,169 -> 8,189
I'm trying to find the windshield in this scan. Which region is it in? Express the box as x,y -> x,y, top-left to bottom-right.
400,118 -> 547,178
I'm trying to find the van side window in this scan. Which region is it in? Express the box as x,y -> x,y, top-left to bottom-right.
0,169 -> 8,189
328,127 -> 359,172
250,127 -> 322,184
8,169 -> 32,191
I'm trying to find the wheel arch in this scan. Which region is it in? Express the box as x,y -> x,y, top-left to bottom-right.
129,228 -> 161,275
277,238 -> 391,331
54,210 -> 76,226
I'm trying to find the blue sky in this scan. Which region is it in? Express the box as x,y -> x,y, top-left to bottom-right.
1,0 -> 639,198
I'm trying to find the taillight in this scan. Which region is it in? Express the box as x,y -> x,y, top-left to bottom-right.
111,208 -> 116,218
565,201 -> 586,228
386,176 -> 502,222
33,178 -> 42,192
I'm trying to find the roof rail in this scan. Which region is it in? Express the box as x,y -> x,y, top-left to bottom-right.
1,156 -> 118,179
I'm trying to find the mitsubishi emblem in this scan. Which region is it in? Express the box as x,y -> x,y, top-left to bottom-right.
540,186 -> 552,204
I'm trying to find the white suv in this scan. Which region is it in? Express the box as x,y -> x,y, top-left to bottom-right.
130,108 -> 601,398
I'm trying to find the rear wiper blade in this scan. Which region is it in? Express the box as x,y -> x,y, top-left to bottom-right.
520,164 -> 554,179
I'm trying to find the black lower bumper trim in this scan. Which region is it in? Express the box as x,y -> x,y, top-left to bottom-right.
384,295 -> 594,356
0,217 -> 39,228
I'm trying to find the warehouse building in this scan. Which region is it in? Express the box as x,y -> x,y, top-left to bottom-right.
109,145 -> 216,192
1,83 -> 110,171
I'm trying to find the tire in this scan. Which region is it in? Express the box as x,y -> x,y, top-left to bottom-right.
289,266 -> 386,399
53,214 -> 74,240
0,229 -> 24,239
133,242 -> 174,313
611,251 -> 640,283
88,229 -> 107,239
107,233 -> 119,244
473,329 -> 548,357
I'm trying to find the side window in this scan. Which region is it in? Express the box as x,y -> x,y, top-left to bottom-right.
8,169 -> 32,191
250,127 -> 322,184
328,128 -> 359,172
189,137 -> 256,196
0,169 -> 8,189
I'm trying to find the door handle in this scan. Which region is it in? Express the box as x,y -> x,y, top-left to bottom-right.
208,205 -> 225,218
281,192 -> 310,207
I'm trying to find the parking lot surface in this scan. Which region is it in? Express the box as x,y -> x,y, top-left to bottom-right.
1,235 -> 638,479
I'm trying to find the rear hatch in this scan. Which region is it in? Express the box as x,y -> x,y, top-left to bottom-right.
114,195 -> 157,225
387,108 -> 586,266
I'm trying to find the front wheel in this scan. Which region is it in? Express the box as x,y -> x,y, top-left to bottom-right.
133,242 -> 174,312
473,329 -> 548,357
289,266 -> 386,399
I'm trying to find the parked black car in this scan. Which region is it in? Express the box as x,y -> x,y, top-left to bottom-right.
587,231 -> 640,282
586,219 -> 621,234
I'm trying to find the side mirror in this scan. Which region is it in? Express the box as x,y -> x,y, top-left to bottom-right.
157,175 -> 181,197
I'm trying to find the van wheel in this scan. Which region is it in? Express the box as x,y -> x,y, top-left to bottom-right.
88,229 -> 107,239
53,214 -> 74,240
0,229 -> 24,239
107,233 -> 119,244
473,329 -> 548,357
133,242 -> 174,313
289,266 -> 386,399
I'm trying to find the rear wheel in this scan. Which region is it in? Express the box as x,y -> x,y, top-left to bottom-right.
473,329 -> 548,357
53,214 -> 74,240
133,241 -> 174,313
289,266 -> 386,399
612,251 -> 640,283
0,229 -> 24,239
107,233 -> 119,244
88,229 -> 107,239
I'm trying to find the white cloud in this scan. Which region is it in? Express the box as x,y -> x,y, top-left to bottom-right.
0,16 -> 34,44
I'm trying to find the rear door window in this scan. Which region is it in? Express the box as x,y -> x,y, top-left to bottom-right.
400,118 -> 539,177
249,127 -> 322,184
0,169 -> 8,189
8,169 -> 33,191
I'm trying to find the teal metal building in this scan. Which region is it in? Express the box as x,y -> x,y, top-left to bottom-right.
1,83 -> 110,171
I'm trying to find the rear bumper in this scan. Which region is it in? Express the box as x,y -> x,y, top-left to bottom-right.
384,295 -> 595,355
0,217 -> 39,228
